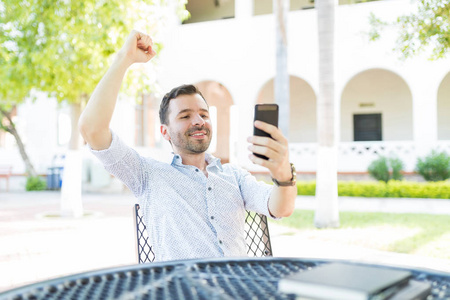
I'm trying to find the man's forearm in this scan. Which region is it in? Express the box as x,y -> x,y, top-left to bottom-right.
268,186 -> 297,218
78,52 -> 131,150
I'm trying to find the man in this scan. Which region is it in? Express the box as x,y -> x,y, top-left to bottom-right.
78,30 -> 297,261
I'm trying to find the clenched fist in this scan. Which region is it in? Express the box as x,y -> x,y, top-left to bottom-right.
119,30 -> 157,65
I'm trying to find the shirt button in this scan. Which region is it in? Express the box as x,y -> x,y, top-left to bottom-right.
195,169 -> 199,172
211,216 -> 214,220
208,187 -> 212,191
219,240 -> 223,244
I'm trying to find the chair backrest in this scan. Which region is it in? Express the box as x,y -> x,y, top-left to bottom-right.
133,203 -> 273,264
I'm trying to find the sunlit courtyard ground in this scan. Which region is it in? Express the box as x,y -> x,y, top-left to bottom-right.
1,191 -> 450,293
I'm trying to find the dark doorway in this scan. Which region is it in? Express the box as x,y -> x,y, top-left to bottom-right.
353,113 -> 382,141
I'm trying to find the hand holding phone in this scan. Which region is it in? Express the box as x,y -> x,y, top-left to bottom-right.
253,104 -> 279,160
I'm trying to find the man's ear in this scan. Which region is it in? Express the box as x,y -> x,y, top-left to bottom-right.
160,124 -> 171,141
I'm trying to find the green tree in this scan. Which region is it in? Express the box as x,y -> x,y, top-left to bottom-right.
0,0 -> 188,212
369,0 -> 450,60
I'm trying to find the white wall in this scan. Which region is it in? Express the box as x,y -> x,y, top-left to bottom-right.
256,77 -> 317,142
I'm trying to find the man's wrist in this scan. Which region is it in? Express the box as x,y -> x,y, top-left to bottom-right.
114,51 -> 134,69
272,163 -> 297,187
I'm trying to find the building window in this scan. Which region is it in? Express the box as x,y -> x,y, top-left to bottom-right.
353,113 -> 382,141
183,0 -> 235,24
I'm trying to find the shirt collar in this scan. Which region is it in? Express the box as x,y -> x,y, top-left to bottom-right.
205,153 -> 223,172
170,153 -> 182,165
170,152 -> 223,172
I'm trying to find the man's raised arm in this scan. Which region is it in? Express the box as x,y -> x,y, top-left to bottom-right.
78,30 -> 156,150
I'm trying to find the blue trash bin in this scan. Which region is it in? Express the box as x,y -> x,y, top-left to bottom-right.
47,154 -> 65,190
46,168 -> 52,190
47,167 -> 63,190
57,166 -> 64,188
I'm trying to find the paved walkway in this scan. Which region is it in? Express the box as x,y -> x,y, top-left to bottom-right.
296,195 -> 450,215
1,191 -> 450,293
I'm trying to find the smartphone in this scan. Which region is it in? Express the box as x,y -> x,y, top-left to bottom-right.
253,104 -> 279,160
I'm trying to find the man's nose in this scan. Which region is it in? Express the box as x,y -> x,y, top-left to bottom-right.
192,114 -> 205,126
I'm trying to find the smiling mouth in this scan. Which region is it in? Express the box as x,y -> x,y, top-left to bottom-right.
189,132 -> 206,139
187,126 -> 210,139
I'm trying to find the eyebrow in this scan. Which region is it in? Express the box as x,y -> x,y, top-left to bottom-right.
177,108 -> 209,116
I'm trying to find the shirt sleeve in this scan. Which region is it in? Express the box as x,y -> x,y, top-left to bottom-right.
234,166 -> 279,220
88,130 -> 149,197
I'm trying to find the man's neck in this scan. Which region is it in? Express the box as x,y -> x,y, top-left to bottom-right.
177,152 -> 208,171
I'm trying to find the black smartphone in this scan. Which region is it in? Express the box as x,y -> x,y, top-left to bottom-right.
253,104 -> 279,160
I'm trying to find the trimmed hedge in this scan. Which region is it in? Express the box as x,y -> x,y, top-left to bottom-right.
297,180 -> 450,199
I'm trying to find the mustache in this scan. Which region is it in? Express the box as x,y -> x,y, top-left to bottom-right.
186,126 -> 210,135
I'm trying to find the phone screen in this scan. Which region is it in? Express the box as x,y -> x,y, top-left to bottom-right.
253,104 -> 279,160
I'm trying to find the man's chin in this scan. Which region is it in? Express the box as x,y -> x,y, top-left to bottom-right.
188,142 -> 211,154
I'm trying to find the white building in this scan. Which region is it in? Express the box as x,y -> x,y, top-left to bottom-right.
1,0 -> 449,190
157,0 -> 450,174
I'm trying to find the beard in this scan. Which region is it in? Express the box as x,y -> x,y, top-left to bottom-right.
170,126 -> 212,154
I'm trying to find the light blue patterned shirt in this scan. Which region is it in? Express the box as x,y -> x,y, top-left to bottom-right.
90,131 -> 274,262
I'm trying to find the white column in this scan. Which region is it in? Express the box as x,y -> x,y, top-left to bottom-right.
235,0 -> 253,20
411,82 -> 438,157
273,0 -> 290,136
60,150 -> 83,218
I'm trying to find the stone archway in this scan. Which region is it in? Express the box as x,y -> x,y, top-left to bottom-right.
438,72 -> 450,140
255,76 -> 317,142
341,69 -> 413,142
195,81 -> 234,163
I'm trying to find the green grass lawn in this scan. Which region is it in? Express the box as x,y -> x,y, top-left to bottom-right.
273,210 -> 450,259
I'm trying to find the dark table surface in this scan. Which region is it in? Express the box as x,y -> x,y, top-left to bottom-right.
1,257 -> 450,300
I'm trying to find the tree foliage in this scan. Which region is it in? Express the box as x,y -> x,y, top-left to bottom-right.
0,0 -> 188,105
369,0 -> 450,60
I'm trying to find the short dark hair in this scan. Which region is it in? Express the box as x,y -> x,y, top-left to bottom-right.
159,84 -> 208,125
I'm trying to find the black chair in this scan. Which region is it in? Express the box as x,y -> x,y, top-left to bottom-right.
133,203 -> 273,263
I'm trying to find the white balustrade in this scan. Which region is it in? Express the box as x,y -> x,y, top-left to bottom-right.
289,141 -> 450,173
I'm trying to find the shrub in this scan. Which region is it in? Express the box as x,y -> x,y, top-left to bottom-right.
297,181 -> 316,196
26,176 -> 47,191
296,180 -> 450,199
338,181 -> 388,198
368,155 -> 404,182
368,156 -> 389,182
389,157 -> 404,181
385,180 -> 450,199
416,150 -> 450,182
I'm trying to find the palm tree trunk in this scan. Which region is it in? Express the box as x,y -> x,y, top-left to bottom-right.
314,0 -> 340,228
274,0 -> 290,136
0,106 -> 38,177
60,101 -> 84,217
